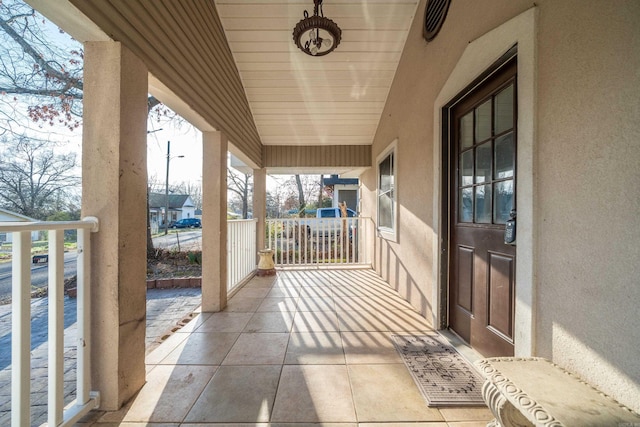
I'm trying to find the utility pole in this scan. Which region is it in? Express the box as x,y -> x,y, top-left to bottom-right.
165,141 -> 171,235
164,140 -> 184,235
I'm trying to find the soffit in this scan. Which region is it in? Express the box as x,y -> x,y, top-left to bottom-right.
67,0 -> 263,166
215,0 -> 420,147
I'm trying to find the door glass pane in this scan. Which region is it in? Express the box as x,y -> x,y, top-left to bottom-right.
460,112 -> 474,149
495,133 -> 514,179
460,150 -> 473,186
474,184 -> 492,223
475,142 -> 492,184
494,180 -> 514,224
475,100 -> 492,142
494,84 -> 514,134
459,188 -> 473,223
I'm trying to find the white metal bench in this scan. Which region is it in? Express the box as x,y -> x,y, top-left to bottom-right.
475,357 -> 640,427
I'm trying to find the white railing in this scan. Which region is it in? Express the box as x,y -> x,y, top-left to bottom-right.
0,217 -> 100,427
266,217 -> 372,267
227,219 -> 257,292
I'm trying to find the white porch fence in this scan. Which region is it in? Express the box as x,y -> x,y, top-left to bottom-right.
227,219 -> 257,292
0,217 -> 100,427
266,217 -> 372,267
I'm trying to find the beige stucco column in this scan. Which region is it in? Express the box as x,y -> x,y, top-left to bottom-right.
253,168 -> 267,254
201,131 -> 228,312
82,42 -> 147,410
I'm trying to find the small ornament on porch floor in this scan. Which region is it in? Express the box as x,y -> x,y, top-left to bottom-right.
257,249 -> 276,276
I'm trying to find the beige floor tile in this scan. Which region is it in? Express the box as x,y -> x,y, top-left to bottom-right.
121,365 -> 217,423
337,309 -> 385,331
145,331 -> 190,365
267,286 -> 300,298
172,312 -> 212,333
158,332 -> 239,365
284,331 -> 345,364
233,287 -> 271,299
183,424 -> 269,427
196,312 -> 253,332
270,424 -> 356,427
299,285 -> 333,297
96,423 -> 180,427
447,422 -> 493,427
184,365 -> 281,423
358,423 -> 447,427
222,332 -> 289,365
223,296 -> 264,312
292,310 -> 340,332
340,331 -> 403,364
244,311 -> 295,333
382,309 -> 433,332
438,407 -> 492,422
334,295 -> 413,312
297,295 -> 336,312
243,275 -> 278,288
349,364 -> 444,422
257,296 -> 299,312
331,285 -> 396,298
271,365 -> 356,423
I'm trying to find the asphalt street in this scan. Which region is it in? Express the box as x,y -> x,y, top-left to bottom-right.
0,252 -> 77,302
0,230 -> 203,302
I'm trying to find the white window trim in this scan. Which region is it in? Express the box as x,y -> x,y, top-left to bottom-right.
376,139 -> 398,242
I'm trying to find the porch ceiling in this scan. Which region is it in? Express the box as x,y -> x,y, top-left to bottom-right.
215,0 -> 420,147
27,0 -> 419,171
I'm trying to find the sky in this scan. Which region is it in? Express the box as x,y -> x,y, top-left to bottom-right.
2,2 -> 284,194
145,120 -> 203,187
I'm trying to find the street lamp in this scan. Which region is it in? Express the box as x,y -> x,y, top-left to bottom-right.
165,140 -> 184,235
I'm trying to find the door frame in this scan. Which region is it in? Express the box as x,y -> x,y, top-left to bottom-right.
431,7 -> 538,357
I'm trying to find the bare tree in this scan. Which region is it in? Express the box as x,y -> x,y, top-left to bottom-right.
174,180 -> 202,211
0,2 -> 175,256
0,0 -> 163,136
0,135 -> 79,219
227,168 -> 252,219
294,174 -> 306,216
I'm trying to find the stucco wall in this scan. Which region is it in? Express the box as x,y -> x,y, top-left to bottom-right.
362,0 -> 640,412
534,0 -> 640,410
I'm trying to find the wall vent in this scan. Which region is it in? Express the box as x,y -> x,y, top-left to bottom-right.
423,0 -> 451,42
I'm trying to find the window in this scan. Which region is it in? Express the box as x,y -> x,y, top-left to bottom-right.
377,140 -> 397,240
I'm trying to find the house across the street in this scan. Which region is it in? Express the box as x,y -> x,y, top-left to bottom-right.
0,208 -> 40,243
148,193 -> 196,230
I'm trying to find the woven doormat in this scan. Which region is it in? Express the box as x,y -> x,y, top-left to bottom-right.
391,334 -> 485,406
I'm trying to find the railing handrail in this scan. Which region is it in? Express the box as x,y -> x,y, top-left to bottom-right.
228,218 -> 258,223
0,216 -> 99,233
8,216 -> 100,427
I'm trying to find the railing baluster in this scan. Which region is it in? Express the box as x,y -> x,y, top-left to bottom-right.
12,231 -> 31,427
49,229 -> 65,426
266,217 -> 371,268
77,225 -> 91,405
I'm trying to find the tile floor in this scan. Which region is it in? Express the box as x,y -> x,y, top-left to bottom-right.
78,269 -> 493,426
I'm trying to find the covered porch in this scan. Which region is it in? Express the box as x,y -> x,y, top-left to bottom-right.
5,0 -> 639,424
78,268 -> 492,426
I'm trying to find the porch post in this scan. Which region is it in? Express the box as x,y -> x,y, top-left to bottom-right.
253,168 -> 267,254
201,131 -> 228,312
82,42 -> 147,410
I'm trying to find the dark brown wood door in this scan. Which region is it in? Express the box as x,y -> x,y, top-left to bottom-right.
449,59 -> 517,357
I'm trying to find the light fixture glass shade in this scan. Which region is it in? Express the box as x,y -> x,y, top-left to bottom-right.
293,5 -> 341,56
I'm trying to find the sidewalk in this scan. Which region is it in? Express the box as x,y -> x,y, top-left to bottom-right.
0,287 -> 202,426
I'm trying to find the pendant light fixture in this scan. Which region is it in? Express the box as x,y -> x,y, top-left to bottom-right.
292,0 -> 341,56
